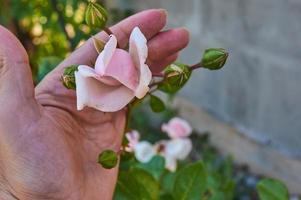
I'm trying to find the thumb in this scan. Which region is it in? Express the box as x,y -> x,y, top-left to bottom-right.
0,25 -> 35,108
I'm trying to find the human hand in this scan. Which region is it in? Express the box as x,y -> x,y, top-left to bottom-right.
0,9 -> 189,199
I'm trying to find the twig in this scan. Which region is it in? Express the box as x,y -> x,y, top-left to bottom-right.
103,26 -> 120,48
149,79 -> 165,88
152,72 -> 165,77
189,63 -> 203,71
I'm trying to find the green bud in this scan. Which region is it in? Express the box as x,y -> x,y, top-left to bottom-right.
61,65 -> 78,90
98,149 -> 118,169
85,1 -> 108,30
201,48 -> 229,70
93,37 -> 105,53
158,63 -> 191,94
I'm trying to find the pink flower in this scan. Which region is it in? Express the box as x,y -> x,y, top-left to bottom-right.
161,117 -> 192,139
75,27 -> 152,112
155,138 -> 192,172
134,141 -> 156,163
125,130 -> 140,152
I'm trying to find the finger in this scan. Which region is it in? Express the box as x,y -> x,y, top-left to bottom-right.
149,52 -> 179,73
56,9 -> 167,72
147,28 -> 189,64
0,25 -> 36,108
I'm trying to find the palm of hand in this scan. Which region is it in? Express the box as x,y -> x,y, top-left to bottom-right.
0,9 -> 189,200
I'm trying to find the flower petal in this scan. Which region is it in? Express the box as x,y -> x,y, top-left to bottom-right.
165,138 -> 192,160
162,117 -> 192,139
75,71 -> 134,112
165,156 -> 177,172
78,65 -> 120,86
129,27 -> 152,98
95,35 -> 117,75
134,141 -> 156,163
125,130 -> 140,152
103,49 -> 139,91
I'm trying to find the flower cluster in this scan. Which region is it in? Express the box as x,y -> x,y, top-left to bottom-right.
126,117 -> 193,172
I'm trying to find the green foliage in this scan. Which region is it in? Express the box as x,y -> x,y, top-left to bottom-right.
114,169 -> 159,200
0,0 -> 132,82
256,178 -> 289,200
150,95 -> 166,113
173,162 -> 207,200
135,155 -> 165,181
37,56 -> 61,82
98,149 -> 118,169
158,63 -> 191,94
85,1 -> 108,29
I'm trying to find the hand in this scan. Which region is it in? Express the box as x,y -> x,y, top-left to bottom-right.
0,9 -> 189,199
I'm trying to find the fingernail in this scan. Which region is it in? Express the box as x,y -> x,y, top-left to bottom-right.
158,9 -> 168,18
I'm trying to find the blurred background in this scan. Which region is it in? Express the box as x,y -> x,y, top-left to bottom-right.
0,0 -> 300,196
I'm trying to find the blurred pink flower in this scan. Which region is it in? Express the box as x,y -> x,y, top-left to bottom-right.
134,141 -> 156,163
161,117 -> 192,139
125,130 -> 140,152
155,138 -> 192,172
75,27 -> 152,112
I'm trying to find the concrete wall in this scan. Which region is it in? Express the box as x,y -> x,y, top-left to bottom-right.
120,0 -> 301,158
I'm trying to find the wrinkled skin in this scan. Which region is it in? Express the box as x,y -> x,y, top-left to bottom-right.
0,9 -> 189,200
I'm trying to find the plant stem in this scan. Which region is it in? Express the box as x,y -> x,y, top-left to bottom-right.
149,79 -> 165,88
152,72 -> 164,77
189,62 -> 203,71
103,26 -> 120,48
103,27 -> 113,35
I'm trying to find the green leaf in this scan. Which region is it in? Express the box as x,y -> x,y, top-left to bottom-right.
256,178 -> 289,200
85,1 -> 108,29
150,95 -> 165,113
114,169 -> 159,200
135,155 -> 165,180
158,63 -> 191,94
161,171 -> 177,194
98,149 -> 118,169
173,161 -> 207,200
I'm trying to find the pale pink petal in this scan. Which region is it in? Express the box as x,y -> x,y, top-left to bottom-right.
165,156 -> 177,172
95,35 -> 117,75
78,65 -> 120,86
125,130 -> 140,152
103,49 -> 139,91
162,117 -> 192,139
134,141 -> 156,163
129,27 -> 152,98
165,138 -> 192,160
75,71 -> 135,112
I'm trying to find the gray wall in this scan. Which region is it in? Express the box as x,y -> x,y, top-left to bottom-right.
121,0 -> 301,158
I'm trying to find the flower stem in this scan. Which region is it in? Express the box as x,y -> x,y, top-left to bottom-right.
152,72 -> 164,77
149,79 -> 165,88
103,26 -> 120,48
189,62 -> 203,71
103,27 -> 113,35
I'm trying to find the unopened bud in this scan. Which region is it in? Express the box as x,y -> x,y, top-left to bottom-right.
98,149 -> 118,169
201,48 -> 229,70
61,65 -> 78,90
158,63 -> 191,94
85,1 -> 108,30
